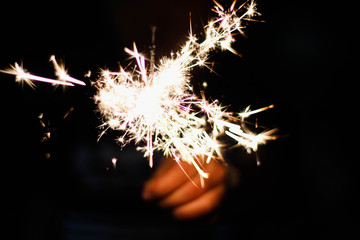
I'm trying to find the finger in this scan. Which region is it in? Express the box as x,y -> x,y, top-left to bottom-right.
151,157 -> 175,179
159,161 -> 226,208
159,174 -> 203,208
143,159 -> 198,199
172,183 -> 226,220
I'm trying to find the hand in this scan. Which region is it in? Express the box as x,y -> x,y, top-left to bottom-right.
142,157 -> 227,220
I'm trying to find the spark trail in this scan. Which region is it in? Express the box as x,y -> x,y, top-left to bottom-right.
1,56 -> 85,87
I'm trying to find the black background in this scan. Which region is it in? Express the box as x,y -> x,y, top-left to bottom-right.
1,0 -> 356,239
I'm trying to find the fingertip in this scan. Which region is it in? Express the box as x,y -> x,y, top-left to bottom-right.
142,180 -> 155,201
142,189 -> 154,201
171,184 -> 226,220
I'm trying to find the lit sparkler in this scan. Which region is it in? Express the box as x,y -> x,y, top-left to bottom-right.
1,0 -> 276,183
94,0 -> 276,181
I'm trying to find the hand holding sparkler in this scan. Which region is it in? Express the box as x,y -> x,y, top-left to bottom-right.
1,0 -> 277,187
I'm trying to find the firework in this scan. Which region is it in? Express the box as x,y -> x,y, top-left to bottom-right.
94,0 -> 276,181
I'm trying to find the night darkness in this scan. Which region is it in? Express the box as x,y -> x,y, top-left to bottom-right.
1,0 -> 356,239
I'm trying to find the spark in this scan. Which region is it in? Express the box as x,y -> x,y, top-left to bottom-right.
1,62 -> 74,88
50,55 -> 86,86
238,104 -> 274,119
95,0 -> 277,181
1,57 -> 86,87
38,113 -> 52,143
63,106 -> 75,120
112,158 -> 118,170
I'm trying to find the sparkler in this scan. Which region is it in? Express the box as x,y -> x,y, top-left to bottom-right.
94,0 -> 277,182
1,0 -> 276,183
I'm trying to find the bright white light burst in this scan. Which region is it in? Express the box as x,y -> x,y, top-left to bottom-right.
94,0 -> 277,181
1,1 -> 276,183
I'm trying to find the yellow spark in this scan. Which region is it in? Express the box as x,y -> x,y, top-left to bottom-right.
239,104 -> 274,118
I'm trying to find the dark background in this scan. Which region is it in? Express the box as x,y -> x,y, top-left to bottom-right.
0,0 -> 356,239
